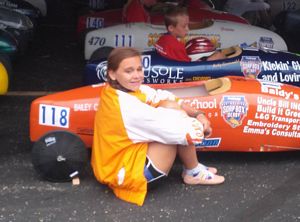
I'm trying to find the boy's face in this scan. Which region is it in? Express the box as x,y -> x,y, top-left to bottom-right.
169,15 -> 189,38
108,56 -> 144,92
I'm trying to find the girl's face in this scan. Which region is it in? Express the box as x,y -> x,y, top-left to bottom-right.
169,15 -> 189,38
108,56 -> 144,92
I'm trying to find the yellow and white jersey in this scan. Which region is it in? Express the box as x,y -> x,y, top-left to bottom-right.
91,84 -> 191,206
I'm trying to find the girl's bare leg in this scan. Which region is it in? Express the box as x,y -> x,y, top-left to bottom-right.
147,142 -> 177,174
177,144 -> 199,169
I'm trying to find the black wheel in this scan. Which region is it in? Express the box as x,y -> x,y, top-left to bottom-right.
90,46 -> 114,61
31,130 -> 88,182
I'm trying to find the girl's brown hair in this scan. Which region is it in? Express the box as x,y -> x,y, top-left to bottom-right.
106,47 -> 141,90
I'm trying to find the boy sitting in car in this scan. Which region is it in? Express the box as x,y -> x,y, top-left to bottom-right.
155,6 -> 226,62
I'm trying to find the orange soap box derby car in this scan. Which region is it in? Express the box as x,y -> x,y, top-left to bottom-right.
30,76 -> 300,181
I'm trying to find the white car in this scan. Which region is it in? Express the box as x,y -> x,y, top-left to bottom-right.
84,20 -> 288,60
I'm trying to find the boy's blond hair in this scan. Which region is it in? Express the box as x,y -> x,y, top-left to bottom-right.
164,6 -> 188,29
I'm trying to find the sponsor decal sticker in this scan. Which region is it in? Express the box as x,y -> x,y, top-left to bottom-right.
96,61 -> 107,81
194,138 -> 221,148
148,33 -> 162,47
45,136 -> 56,147
259,37 -> 274,49
240,56 -> 262,78
220,96 -> 248,128
142,55 -> 184,83
259,80 -> 300,100
260,60 -> 300,84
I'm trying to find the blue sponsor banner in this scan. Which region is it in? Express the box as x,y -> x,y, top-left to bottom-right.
194,138 -> 221,148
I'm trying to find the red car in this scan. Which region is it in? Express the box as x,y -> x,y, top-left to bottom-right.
77,2 -> 248,37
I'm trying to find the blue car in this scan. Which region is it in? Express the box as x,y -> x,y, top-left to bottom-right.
84,46 -> 300,87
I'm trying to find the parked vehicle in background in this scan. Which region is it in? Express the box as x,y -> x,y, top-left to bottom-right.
84,20 -> 287,60
77,0 -> 248,38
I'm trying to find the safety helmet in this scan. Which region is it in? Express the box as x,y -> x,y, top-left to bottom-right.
185,37 -> 216,61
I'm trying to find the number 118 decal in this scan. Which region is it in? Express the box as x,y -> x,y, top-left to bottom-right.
39,104 -> 70,128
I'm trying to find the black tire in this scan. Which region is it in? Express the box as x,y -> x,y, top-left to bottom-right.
31,130 -> 88,182
90,46 -> 114,61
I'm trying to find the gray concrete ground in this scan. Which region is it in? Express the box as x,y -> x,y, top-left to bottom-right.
0,1 -> 300,221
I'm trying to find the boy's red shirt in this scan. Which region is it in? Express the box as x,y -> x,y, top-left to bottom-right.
155,34 -> 191,62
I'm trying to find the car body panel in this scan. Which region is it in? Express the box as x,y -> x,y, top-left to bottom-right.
30,76 -> 300,152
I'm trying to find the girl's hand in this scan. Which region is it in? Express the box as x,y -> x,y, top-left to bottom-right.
196,113 -> 212,137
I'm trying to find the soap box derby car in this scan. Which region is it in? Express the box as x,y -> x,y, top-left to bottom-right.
77,2 -> 248,37
84,20 -> 287,60
84,45 -> 300,88
30,77 -> 300,181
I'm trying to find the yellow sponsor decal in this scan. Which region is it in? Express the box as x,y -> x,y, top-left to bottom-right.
192,76 -> 211,81
148,33 -> 163,47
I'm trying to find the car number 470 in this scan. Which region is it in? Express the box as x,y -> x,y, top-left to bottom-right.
39,104 -> 70,128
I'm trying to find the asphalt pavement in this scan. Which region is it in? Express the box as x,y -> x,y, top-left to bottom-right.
0,3 -> 300,222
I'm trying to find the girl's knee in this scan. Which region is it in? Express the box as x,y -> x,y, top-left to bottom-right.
147,142 -> 177,173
